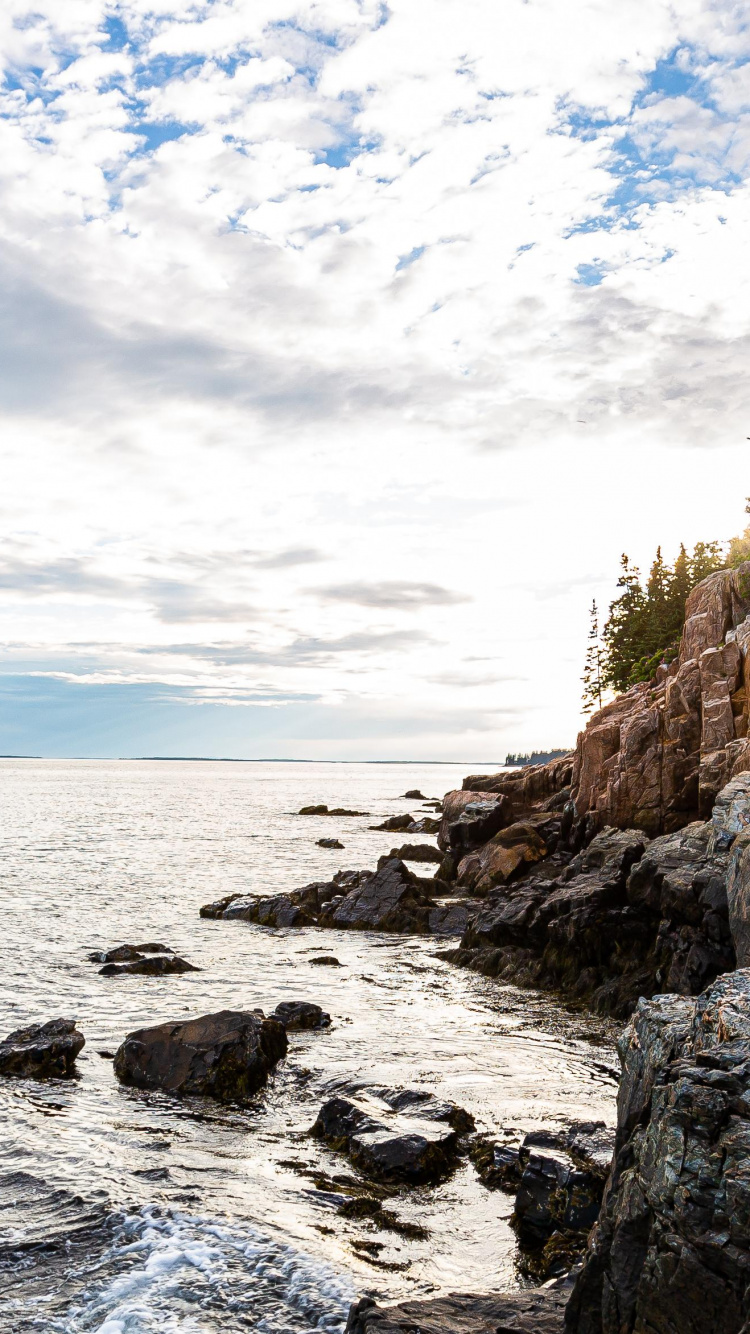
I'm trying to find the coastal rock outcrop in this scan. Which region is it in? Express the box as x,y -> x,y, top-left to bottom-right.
113,1009 -> 287,1101
570,564 -> 750,837
0,1018 -> 85,1079
566,970 -> 750,1334
201,859 -> 462,937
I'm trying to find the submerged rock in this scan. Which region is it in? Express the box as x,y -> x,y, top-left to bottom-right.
299,804 -> 368,816
310,955 -> 342,966
566,969 -> 750,1334
113,1009 -> 287,1101
0,1018 -> 85,1079
271,1001 -> 331,1030
317,838 -> 344,849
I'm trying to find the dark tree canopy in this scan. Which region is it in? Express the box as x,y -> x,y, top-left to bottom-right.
600,541 -> 726,693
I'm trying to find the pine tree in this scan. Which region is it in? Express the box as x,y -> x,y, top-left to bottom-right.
582,598 -> 604,714
601,556 -> 646,692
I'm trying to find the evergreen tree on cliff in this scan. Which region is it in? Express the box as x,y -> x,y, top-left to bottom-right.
582,599 -> 604,713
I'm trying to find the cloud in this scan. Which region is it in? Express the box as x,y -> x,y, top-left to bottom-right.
313,581 -> 470,608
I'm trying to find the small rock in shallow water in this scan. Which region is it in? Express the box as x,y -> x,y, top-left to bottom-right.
310,955 -> 342,966
389,843 -> 442,863
403,789 -> 426,799
99,954 -> 200,976
311,1086 -> 473,1184
113,1009 -> 287,1101
0,1018 -> 85,1079
370,814 -> 414,832
271,1002 -> 331,1030
317,838 -> 344,849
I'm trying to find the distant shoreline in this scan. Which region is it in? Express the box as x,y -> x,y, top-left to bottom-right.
0,755 -> 508,765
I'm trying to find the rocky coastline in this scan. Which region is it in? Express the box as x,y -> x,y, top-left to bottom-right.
7,565 -> 750,1331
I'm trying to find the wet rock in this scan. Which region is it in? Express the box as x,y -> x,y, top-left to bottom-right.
311,1093 -> 461,1184
299,804 -> 368,816
389,843 -> 442,863
427,901 -> 472,936
566,969 -> 750,1334
89,942 -> 175,963
406,816 -> 440,834
322,859 -> 433,934
113,1009 -> 287,1101
370,814 -> 414,832
317,838 -> 344,849
403,789 -> 426,799
438,790 -> 513,853
271,1001 -> 331,1030
0,1018 -> 85,1079
470,1136 -> 522,1190
345,1288 -> 567,1334
514,1134 -> 604,1242
310,955 -> 342,966
99,954 -> 199,976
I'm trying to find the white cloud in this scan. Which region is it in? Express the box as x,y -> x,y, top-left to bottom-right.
0,0 -> 749,756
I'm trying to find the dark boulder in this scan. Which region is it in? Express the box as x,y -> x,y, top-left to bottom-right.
311,1086 -> 471,1184
345,1289 -> 567,1334
310,955 -> 342,966
299,804 -> 368,816
438,791 -> 513,853
317,838 -> 344,849
390,842 -> 442,863
113,1009 -> 287,1101
271,1001 -> 331,1030
428,901 -> 473,936
322,859 -> 432,933
403,789 -> 426,799
0,1018 -> 85,1079
370,814 -> 414,832
89,942 -> 174,963
406,816 -> 440,834
100,954 -> 199,976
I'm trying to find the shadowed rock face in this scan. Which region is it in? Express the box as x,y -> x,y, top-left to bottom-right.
113,1009 -> 287,1102
0,1018 -> 85,1079
565,971 -> 750,1334
345,1289 -> 568,1334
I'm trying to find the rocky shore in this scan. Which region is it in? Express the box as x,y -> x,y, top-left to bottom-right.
7,566 -> 750,1331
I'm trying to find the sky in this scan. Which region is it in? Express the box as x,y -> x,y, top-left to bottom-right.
1,0 -> 750,760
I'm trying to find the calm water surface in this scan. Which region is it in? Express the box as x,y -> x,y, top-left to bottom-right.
0,761 -> 617,1332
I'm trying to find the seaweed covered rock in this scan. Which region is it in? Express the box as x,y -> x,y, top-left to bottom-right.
566,970 -> 750,1334
0,1018 -> 85,1079
113,1009 -> 287,1101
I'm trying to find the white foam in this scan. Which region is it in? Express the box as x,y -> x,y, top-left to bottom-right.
55,1206 -> 356,1334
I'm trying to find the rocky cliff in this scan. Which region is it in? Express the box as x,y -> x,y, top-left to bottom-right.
572,562 -> 750,836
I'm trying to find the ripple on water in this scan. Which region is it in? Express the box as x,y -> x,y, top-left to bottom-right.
0,760 -> 618,1329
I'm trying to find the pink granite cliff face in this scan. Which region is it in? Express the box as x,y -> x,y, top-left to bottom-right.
571,562 -> 750,836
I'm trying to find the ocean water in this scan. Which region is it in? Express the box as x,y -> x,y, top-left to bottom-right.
0,760 -> 617,1332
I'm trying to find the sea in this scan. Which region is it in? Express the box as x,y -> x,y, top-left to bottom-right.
0,759 -> 617,1332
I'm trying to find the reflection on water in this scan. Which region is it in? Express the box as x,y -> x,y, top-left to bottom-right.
0,761 -> 617,1330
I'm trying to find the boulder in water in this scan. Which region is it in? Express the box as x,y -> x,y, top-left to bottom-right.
271,1001 -> 331,1030
113,1009 -> 287,1101
370,814 -> 414,832
100,954 -> 199,976
317,837 -> 344,849
0,1018 -> 85,1079
311,1086 -> 472,1184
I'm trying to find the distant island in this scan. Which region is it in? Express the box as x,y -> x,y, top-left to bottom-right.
504,749 -> 571,767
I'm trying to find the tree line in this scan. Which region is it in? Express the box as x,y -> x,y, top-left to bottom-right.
582,505 -> 750,712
